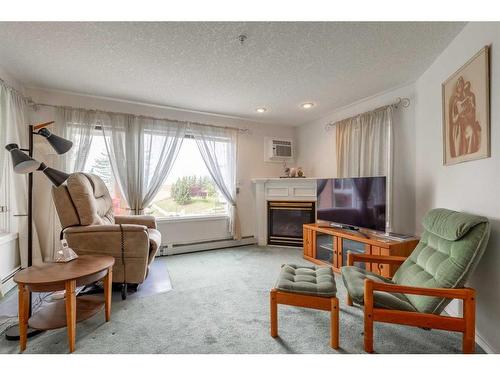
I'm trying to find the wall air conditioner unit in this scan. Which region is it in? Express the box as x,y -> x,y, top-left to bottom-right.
265,137 -> 294,162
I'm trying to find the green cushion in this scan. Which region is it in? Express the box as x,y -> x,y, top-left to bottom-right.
340,266 -> 417,312
422,208 -> 488,241
275,264 -> 336,297
393,208 -> 490,314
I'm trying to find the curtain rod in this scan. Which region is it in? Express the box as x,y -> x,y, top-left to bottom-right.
0,78 -> 32,104
324,97 -> 410,131
32,102 -> 250,133
0,77 -> 249,133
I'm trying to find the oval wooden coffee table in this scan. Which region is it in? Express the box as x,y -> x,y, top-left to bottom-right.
14,255 -> 114,353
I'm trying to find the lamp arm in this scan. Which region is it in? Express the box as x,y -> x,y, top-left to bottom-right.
33,121 -> 55,131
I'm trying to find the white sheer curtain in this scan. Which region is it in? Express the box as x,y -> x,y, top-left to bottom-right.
41,107 -> 98,259
100,113 -> 186,214
189,123 -> 240,239
335,106 -> 393,231
0,80 -> 42,266
56,107 -> 97,172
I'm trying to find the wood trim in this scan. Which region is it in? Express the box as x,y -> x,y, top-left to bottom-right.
33,121 -> 55,130
303,224 -> 418,277
349,253 -> 408,266
303,223 -> 419,249
363,278 -> 477,354
270,288 -> 339,349
18,283 -> 28,352
275,290 -> 332,311
270,289 -> 278,337
371,280 -> 474,299
104,267 -> 112,322
331,298 -> 339,349
463,291 -> 476,353
335,236 -> 342,269
65,279 -> 77,353
373,308 -> 465,331
364,279 -> 374,353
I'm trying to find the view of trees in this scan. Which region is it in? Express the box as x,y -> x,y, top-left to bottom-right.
171,175 -> 217,205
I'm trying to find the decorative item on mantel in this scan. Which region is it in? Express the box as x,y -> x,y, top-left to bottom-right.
281,162 -> 305,178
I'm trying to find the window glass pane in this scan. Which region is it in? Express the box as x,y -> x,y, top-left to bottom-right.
83,135 -> 127,215
83,134 -> 228,218
146,137 -> 228,218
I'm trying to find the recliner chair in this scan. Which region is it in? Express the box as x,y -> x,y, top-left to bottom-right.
341,208 -> 490,353
51,172 -> 161,299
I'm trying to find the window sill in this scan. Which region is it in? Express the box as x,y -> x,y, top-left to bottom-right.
0,232 -> 18,246
155,215 -> 229,224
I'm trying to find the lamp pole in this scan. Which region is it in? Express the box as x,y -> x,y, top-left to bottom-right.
5,125 -> 42,340
4,121 -> 72,341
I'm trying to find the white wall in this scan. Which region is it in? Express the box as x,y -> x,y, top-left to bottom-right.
26,87 -> 296,257
296,83 -> 416,234
414,22 -> 500,353
0,65 -> 24,93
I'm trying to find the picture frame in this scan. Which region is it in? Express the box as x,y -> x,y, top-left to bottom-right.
442,46 -> 490,166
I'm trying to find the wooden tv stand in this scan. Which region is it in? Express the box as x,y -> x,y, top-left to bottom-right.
303,223 -> 419,277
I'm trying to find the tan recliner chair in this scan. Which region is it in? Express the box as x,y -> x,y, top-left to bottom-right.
52,173 -> 161,299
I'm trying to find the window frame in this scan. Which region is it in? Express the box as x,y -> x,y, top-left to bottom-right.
85,126 -> 230,221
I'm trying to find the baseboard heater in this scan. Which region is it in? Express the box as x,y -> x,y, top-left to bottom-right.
158,236 -> 257,256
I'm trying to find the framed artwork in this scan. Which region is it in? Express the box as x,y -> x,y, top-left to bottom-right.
442,46 -> 490,165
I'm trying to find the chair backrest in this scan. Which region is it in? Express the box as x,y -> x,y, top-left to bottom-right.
52,173 -> 115,229
393,208 -> 490,314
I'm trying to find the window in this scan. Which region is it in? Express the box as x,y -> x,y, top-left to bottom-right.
83,134 -> 128,216
145,136 -> 228,218
84,134 -> 228,218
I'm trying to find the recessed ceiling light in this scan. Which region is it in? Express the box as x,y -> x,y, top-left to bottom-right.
256,107 -> 267,113
301,102 -> 315,109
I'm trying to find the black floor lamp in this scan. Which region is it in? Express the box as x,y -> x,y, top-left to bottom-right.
4,121 -> 72,341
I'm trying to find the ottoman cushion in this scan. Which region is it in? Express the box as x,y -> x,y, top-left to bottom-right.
275,264 -> 337,297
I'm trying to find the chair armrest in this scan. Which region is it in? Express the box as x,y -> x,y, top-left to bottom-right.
366,279 -> 475,300
347,252 -> 408,267
63,225 -> 150,259
64,224 -> 148,234
115,215 -> 157,229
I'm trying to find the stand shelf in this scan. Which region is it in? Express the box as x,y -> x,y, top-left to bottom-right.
303,223 -> 419,277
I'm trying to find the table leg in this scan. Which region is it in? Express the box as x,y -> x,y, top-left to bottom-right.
104,267 -> 113,322
65,279 -> 77,353
18,283 -> 28,352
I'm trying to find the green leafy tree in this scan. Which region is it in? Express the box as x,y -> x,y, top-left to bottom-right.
171,176 -> 193,205
201,176 -> 217,198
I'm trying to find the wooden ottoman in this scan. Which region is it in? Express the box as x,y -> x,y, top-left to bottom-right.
270,264 -> 339,349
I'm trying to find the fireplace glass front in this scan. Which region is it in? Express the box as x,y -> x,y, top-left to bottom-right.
267,201 -> 315,247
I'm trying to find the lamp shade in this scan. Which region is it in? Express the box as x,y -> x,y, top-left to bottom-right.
5,144 -> 41,173
37,128 -> 73,155
38,162 -> 70,187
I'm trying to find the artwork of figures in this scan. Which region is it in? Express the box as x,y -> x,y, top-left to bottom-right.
442,46 -> 490,165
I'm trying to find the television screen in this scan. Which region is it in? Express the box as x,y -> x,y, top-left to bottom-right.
316,176 -> 386,231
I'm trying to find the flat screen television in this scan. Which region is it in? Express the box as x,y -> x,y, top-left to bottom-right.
316,176 -> 386,232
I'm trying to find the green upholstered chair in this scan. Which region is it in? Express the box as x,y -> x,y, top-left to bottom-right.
341,208 -> 490,353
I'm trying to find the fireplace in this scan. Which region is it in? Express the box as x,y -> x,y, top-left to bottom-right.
267,201 -> 315,247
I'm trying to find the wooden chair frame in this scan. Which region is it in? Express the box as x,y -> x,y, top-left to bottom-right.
270,288 -> 339,349
347,252 -> 476,354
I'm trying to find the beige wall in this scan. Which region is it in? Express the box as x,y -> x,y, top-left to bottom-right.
26,87 -> 296,257
414,22 -> 500,353
296,83 -> 416,235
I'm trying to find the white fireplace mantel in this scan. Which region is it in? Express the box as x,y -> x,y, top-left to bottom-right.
252,178 -> 317,246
